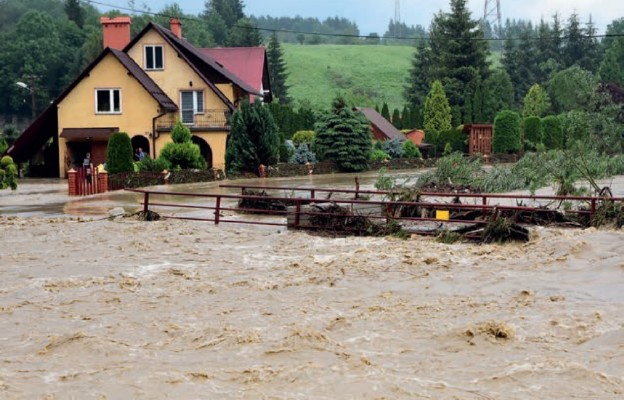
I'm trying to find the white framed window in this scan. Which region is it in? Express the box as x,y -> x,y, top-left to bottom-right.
180,90 -> 204,124
144,45 -> 164,70
95,89 -> 121,114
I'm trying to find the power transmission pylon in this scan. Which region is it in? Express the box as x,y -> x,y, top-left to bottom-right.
483,0 -> 502,37
394,0 -> 401,36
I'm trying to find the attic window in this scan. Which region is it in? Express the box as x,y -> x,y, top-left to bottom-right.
144,45 -> 164,70
95,89 -> 121,114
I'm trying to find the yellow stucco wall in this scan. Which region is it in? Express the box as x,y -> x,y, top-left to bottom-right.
57,53 -> 160,177
155,129 -> 228,171
127,30 -> 231,110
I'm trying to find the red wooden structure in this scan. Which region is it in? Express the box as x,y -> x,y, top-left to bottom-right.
67,167 -> 108,196
463,124 -> 493,156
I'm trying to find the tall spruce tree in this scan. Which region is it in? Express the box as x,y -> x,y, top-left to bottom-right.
599,37 -> 624,86
401,105 -> 412,129
423,80 -> 452,136
482,69 -> 514,123
267,32 -> 290,104
203,0 -> 246,46
228,17 -> 262,46
427,0 -> 489,109
314,97 -> 371,172
381,103 -> 391,121
563,12 -> 584,69
404,38 -> 432,109
391,108 -> 402,129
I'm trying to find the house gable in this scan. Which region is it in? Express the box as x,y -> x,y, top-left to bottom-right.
126,28 -> 232,113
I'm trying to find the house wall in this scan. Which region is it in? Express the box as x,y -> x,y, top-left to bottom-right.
57,53 -> 160,177
127,30 -> 231,111
155,130 -> 229,171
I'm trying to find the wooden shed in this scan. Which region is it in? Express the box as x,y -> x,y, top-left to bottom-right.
463,124 -> 493,156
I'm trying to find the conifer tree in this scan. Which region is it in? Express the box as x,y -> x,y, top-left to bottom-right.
401,105 -> 412,129
381,103 -> 391,121
314,97 -> 371,172
493,110 -> 521,153
391,108 -> 402,129
404,38 -> 432,109
228,18 -> 262,46
423,80 -> 452,136
64,0 -> 85,28
523,84 -> 551,117
266,32 -> 290,104
599,37 -> 624,86
482,69 -> 514,123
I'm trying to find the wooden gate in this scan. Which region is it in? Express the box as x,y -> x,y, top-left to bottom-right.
68,167 -> 107,196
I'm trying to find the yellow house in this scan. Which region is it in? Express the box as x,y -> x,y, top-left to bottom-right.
8,17 -> 270,178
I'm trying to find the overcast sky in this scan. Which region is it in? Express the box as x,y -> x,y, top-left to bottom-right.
112,0 -> 623,34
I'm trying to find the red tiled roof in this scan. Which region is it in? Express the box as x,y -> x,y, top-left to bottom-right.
200,47 -> 267,94
357,108 -> 405,141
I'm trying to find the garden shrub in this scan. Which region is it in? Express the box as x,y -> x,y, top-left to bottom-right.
138,156 -> 170,172
0,138 -> 7,154
106,132 -> 134,174
542,115 -> 563,149
402,140 -> 422,159
523,116 -> 543,151
292,130 -> 315,146
0,155 -> 18,190
160,121 -> 206,170
290,143 -> 317,164
493,110 -> 521,154
370,149 -> 390,161
382,138 -> 404,159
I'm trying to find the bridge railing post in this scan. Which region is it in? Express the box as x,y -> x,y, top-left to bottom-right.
143,192 -> 150,213
215,196 -> 221,225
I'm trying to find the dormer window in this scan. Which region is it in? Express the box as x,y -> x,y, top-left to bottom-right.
144,45 -> 164,70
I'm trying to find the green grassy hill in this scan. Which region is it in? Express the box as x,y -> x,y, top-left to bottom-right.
282,44 -> 502,111
282,44 -> 414,111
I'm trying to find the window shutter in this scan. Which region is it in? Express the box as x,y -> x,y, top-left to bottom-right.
196,91 -> 204,113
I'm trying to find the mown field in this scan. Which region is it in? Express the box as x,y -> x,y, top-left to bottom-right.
282,43 -> 502,111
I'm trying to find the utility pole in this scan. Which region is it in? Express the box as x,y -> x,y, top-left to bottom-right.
483,0 -> 502,38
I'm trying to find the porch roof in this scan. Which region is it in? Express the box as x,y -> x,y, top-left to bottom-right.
60,127 -> 119,140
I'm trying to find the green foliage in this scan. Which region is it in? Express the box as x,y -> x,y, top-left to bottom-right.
106,132 -> 134,174
289,143 -> 316,164
171,120 -> 192,144
268,102 -> 317,139
523,116 -> 543,150
159,142 -> 206,170
559,110 -> 592,146
64,0 -> 84,28
523,84 -> 551,117
425,126 -> 467,156
370,149 -> 390,161
226,99 -> 281,174
0,155 -> 18,190
391,108 -> 402,129
547,66 -> 596,114
599,36 -> 624,86
291,130 -> 315,146
380,103 -> 390,121
1,125 -> 20,145
267,32 -> 290,103
423,80 -> 452,136
402,140 -> 422,159
228,18 -> 262,47
493,110 -> 521,154
542,115 -> 564,149
314,97 -> 372,172
0,138 -> 7,154
405,39 -> 432,109
138,156 -> 170,173
382,138 -> 404,159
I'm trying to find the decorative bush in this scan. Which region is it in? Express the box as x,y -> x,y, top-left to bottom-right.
402,140 -> 422,159
542,116 -> 563,149
370,149 -> 390,161
160,121 -> 206,170
493,110 -> 522,154
0,138 -> 7,154
291,130 -> 315,146
138,156 -> 170,172
382,138 -> 404,159
290,143 -> 317,164
0,155 -> 18,190
523,116 -> 543,150
106,132 -> 134,174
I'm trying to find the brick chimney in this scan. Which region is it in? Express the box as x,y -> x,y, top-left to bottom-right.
100,16 -> 132,50
170,18 -> 182,38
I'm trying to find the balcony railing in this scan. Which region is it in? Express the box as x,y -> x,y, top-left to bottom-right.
156,110 -> 231,131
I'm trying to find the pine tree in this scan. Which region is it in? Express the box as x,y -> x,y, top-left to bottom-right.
599,37 -> 624,86
266,32 -> 290,104
64,0 -> 85,28
563,12 -> 584,68
579,17 -> 599,73
411,106 -> 423,129
401,105 -> 412,129
493,110 -> 521,154
404,38 -> 432,109
225,99 -> 280,174
203,0 -> 246,46
427,0 -> 489,109
423,80 -> 452,136
228,18 -> 262,46
314,97 -> 372,172
391,108 -> 402,129
483,69 -> 514,123
381,103 -> 390,121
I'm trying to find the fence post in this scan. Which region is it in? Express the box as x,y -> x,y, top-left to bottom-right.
67,169 -> 77,196
482,195 -> 487,217
591,198 -> 596,217
143,192 -> 150,213
98,171 -> 108,194
295,199 -> 301,228
310,189 -> 315,200
215,196 -> 221,225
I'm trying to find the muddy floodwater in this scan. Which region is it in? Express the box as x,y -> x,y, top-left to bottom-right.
1,173 -> 623,399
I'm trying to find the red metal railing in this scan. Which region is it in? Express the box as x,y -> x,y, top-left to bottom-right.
125,186 -> 620,234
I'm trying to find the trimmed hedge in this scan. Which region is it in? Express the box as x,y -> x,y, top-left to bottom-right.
493,110 -> 522,154
523,116 -> 543,150
542,115 -> 564,150
106,132 -> 134,174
